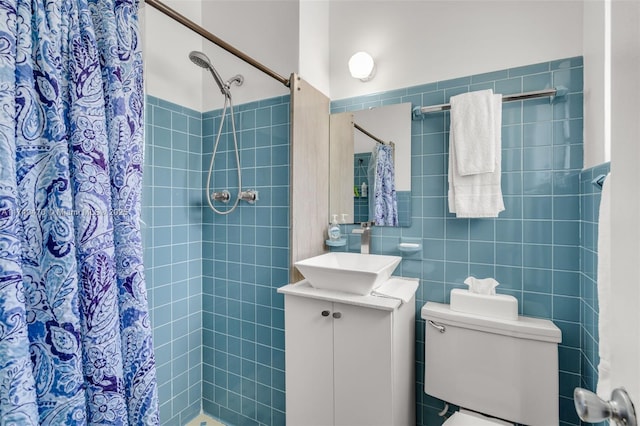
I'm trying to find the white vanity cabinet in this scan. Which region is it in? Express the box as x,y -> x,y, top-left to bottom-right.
278,280 -> 416,426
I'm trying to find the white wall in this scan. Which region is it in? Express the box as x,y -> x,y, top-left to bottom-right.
143,0 -> 204,111
329,1 -> 584,101
144,1 -> 585,111
299,0 -> 330,96
583,0 -> 610,168
144,0 -> 296,112
200,1 -> 297,110
609,0 -> 640,405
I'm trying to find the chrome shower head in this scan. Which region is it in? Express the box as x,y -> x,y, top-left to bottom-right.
188,50 -> 211,69
189,50 -> 229,96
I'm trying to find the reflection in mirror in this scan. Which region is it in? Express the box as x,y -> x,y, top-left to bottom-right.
329,102 -> 412,227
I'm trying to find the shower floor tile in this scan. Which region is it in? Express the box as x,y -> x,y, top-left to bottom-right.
184,413 -> 225,426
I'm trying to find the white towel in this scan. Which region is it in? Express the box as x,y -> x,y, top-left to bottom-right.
448,90 -> 504,218
450,89 -> 497,175
371,277 -> 419,304
596,173 -> 611,398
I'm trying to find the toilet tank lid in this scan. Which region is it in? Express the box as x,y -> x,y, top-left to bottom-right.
422,302 -> 561,343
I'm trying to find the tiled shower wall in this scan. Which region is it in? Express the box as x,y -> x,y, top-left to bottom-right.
143,96 -> 204,424
331,57 -> 585,425
353,152 -> 371,223
144,93 -> 291,425
200,95 -> 291,425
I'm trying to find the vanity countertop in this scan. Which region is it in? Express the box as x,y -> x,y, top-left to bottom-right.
278,278 -> 417,311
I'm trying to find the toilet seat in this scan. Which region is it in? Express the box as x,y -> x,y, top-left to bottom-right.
443,409 -> 513,425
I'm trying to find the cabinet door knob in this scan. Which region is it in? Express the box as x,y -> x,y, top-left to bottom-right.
332,312 -> 342,319
321,310 -> 330,317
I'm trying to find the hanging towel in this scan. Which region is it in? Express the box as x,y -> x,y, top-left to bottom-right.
448,90 -> 505,218
596,173 -> 612,398
373,144 -> 399,226
450,89 -> 497,175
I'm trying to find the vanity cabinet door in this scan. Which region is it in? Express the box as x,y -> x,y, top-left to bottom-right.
284,295 -> 400,426
284,295 -> 334,426
333,302 -> 394,426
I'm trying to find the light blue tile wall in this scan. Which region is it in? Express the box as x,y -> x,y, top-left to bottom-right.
331,57 -> 584,425
200,95 -> 290,426
396,191 -> 411,227
144,96 -> 204,425
580,163 -> 609,406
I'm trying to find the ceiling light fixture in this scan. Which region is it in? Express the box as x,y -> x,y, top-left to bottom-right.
348,51 -> 375,82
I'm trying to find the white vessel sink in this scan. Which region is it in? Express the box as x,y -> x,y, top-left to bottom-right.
294,252 -> 402,295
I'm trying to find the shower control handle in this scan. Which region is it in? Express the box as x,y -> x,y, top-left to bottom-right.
211,190 -> 231,203
239,189 -> 259,204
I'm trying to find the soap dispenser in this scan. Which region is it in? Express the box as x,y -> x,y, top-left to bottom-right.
361,181 -> 368,198
328,214 -> 341,241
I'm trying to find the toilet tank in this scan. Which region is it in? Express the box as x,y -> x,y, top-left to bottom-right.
421,302 -> 562,426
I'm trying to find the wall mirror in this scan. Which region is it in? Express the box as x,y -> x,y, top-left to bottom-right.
329,102 -> 412,227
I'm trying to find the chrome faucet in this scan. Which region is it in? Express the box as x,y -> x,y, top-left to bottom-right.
353,221 -> 373,254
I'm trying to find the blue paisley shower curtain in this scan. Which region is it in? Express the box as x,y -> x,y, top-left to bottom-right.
0,0 -> 158,423
372,144 -> 398,226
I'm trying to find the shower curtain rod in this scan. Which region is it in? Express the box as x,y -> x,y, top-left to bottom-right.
412,87 -> 566,118
354,122 -> 394,147
145,0 -> 290,88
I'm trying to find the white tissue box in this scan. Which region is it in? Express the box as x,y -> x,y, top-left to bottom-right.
450,289 -> 518,321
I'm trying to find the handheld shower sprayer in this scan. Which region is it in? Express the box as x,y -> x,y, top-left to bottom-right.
188,50 -> 247,215
188,51 -> 243,96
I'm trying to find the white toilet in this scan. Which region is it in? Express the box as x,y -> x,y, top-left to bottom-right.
421,301 -> 562,426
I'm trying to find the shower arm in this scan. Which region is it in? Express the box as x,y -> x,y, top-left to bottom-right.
145,0 -> 290,88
